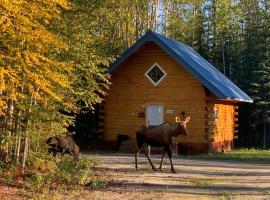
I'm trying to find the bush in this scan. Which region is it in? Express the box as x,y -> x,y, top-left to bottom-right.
25,153 -> 96,186
31,172 -> 44,186
0,147 -> 97,189
6,166 -> 14,185
57,156 -> 96,185
89,178 -> 107,189
0,161 -> 5,177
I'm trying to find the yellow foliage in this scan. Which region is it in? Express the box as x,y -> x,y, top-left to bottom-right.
0,0 -> 72,115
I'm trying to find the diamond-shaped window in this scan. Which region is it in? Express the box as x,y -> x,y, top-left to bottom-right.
145,63 -> 167,86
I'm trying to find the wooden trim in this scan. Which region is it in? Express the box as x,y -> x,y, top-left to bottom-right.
144,62 -> 167,86
214,100 -> 239,104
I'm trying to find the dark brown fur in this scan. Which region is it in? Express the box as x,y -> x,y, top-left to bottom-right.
135,116 -> 190,173
47,135 -> 80,160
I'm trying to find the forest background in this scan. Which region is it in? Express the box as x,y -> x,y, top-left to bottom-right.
1,0 -> 270,172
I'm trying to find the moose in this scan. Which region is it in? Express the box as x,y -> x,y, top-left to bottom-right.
47,135 -> 80,161
135,116 -> 190,173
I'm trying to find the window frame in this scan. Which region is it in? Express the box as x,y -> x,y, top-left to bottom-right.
144,62 -> 167,86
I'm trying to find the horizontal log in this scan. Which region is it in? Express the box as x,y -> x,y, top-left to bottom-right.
99,111 -> 106,115
205,115 -> 214,120
98,128 -> 104,133
205,121 -> 216,125
234,124 -> 239,128
99,115 -> 105,120
99,122 -> 105,127
234,112 -> 239,116
205,127 -> 215,133
233,135 -> 238,139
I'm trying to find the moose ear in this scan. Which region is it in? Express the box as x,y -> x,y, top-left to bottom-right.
185,116 -> 191,123
175,116 -> 181,123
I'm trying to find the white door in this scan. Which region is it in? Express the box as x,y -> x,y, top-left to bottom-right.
146,104 -> 164,126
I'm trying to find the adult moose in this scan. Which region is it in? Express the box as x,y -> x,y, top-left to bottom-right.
135,116 -> 190,173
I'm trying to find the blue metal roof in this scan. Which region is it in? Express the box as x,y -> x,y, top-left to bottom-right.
109,31 -> 253,103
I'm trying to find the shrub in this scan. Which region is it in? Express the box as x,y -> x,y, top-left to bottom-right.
57,156 -> 96,185
0,161 -> 5,177
6,164 -> 15,185
89,178 -> 107,189
31,172 -> 44,186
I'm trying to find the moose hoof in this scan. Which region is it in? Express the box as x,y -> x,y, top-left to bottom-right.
153,168 -> 158,171
171,170 -> 176,173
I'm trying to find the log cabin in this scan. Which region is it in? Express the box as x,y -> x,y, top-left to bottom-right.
99,31 -> 253,153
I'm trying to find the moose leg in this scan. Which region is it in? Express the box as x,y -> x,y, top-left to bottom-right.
159,147 -> 166,171
69,150 -> 77,161
167,147 -> 176,173
52,149 -> 57,157
144,146 -> 157,171
135,148 -> 141,170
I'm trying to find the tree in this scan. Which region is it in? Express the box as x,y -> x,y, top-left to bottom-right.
0,0 -> 73,171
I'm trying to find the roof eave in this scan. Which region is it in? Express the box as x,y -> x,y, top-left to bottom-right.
218,97 -> 253,103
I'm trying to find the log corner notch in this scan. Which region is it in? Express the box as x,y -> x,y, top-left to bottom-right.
233,104 -> 239,140
98,103 -> 105,136
205,100 -> 216,144
205,100 -> 239,153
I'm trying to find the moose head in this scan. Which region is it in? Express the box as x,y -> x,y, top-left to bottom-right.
175,116 -> 191,136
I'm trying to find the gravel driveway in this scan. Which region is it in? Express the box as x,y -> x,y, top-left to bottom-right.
84,153 -> 270,200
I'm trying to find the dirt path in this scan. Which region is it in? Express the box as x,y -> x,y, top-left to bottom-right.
84,153 -> 270,200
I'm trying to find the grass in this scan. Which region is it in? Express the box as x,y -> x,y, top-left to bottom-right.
184,148 -> 270,164
218,191 -> 233,200
182,178 -> 213,186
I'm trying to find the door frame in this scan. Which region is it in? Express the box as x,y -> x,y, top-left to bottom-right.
145,103 -> 164,126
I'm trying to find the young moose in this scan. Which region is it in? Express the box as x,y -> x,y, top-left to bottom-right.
135,116 -> 190,173
47,135 -> 80,161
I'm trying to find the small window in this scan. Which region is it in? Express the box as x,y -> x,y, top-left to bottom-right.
145,63 -> 167,86
213,107 -> 218,120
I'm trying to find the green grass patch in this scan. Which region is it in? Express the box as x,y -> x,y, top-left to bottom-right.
182,178 -> 213,186
218,191 -> 233,200
184,148 -> 270,164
